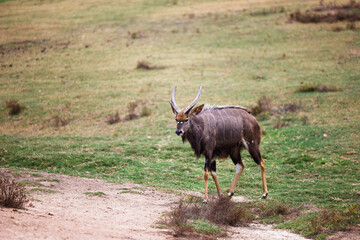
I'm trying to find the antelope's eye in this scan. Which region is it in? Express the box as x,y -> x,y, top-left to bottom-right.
176,120 -> 188,124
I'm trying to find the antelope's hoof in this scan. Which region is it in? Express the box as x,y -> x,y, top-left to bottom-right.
228,192 -> 234,198
202,199 -> 208,204
262,193 -> 268,200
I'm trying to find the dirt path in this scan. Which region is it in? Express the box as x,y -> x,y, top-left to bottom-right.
0,169 -> 308,240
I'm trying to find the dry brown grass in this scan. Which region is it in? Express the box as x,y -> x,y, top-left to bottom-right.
0,177 -> 28,209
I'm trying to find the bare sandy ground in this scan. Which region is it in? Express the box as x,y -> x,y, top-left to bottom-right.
1,169 -> 311,239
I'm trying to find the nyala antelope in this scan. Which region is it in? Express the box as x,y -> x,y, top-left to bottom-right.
170,85 -> 268,203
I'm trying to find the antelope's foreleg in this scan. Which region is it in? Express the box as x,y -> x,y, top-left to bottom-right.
259,158 -> 268,199
203,169 -> 209,204
228,163 -> 245,197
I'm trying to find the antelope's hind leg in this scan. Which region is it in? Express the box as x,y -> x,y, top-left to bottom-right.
248,144 -> 268,199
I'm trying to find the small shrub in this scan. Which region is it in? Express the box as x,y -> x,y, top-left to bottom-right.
4,99 -> 24,115
250,96 -> 272,116
106,112 -> 120,125
124,101 -> 139,120
0,178 -> 28,209
206,196 -> 252,226
168,200 -> 195,236
127,101 -> 138,115
124,101 -> 151,120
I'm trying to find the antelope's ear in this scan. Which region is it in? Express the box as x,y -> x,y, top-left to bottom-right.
169,101 -> 177,115
190,104 -> 204,115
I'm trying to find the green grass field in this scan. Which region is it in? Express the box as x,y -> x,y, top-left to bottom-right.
1,0 -> 359,238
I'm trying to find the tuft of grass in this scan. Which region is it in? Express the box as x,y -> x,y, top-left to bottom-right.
297,83 -> 341,93
0,177 -> 28,209
31,173 -> 43,177
40,178 -> 60,183
18,180 -> 44,187
4,100 -> 24,116
84,191 -> 106,196
25,188 -> 58,194
190,219 -> 223,235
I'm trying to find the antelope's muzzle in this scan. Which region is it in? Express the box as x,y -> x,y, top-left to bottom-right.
175,129 -> 184,136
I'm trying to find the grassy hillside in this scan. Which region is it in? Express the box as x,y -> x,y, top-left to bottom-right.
1,0 -> 359,238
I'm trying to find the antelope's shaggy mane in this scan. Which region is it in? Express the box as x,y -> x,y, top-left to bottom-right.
202,105 -> 251,114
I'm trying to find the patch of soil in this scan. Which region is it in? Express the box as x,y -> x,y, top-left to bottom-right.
0,169 -> 309,239
0,170 -> 177,240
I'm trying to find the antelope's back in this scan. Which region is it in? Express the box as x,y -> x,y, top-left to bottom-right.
196,106 -> 253,146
